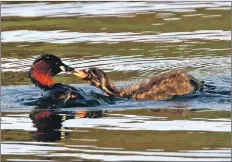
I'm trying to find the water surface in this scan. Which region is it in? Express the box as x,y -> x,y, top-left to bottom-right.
1,2 -> 231,162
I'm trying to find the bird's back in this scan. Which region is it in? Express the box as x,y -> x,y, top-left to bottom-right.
119,70 -> 199,100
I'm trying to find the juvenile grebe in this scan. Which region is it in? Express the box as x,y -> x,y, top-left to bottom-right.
74,67 -> 204,100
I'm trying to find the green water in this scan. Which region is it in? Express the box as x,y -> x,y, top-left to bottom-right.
1,2 -> 231,162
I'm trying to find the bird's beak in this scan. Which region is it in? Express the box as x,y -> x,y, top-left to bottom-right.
73,69 -> 89,79
60,65 -> 74,72
60,66 -> 66,72
60,65 -> 89,79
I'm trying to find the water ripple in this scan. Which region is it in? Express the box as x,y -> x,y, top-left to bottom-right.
1,2 -> 230,17
2,30 -> 230,44
1,142 -> 231,161
1,113 -> 231,132
1,55 -> 230,74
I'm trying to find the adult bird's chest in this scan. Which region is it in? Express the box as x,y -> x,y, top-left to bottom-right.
42,84 -> 81,101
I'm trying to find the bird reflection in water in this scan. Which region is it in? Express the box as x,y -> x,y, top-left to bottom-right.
29,108 -> 103,142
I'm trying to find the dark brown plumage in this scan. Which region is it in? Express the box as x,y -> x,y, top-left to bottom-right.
74,68 -> 203,100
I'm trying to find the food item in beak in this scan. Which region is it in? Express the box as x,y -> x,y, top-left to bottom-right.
73,69 -> 89,79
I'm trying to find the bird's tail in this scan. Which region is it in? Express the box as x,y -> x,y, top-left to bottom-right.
191,76 -> 230,96
201,82 -> 217,91
190,76 -> 216,92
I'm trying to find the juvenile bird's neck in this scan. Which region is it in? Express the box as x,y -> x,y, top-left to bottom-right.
99,77 -> 120,96
99,76 -> 150,98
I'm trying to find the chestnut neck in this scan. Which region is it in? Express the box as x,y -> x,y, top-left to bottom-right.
30,61 -> 55,90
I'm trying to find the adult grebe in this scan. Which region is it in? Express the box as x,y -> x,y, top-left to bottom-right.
28,54 -> 100,108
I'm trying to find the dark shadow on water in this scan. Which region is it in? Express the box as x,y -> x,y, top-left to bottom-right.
30,109 -> 66,142
29,108 -> 104,142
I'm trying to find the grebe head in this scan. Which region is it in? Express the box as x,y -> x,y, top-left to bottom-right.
73,67 -> 118,96
29,54 -> 74,89
73,67 -> 105,86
